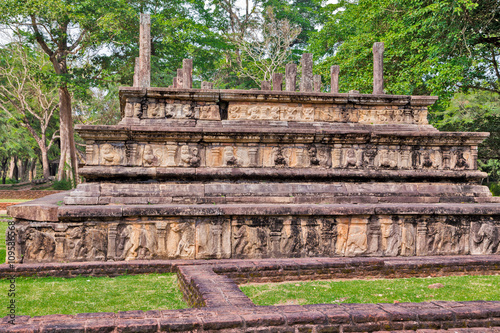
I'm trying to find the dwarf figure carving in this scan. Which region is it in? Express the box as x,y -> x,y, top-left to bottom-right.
180,145 -> 201,167
454,149 -> 469,170
101,144 -> 120,165
308,146 -> 320,166
223,146 -> 238,166
143,144 -> 159,167
345,149 -> 358,168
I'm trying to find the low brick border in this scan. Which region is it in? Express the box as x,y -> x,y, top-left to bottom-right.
1,256 -> 500,332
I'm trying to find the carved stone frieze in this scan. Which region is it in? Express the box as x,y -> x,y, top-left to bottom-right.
225,102 -> 430,124
90,140 -> 476,172
10,215 -> 500,262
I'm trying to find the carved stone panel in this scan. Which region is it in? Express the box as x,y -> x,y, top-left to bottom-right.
197,105 -> 220,120
232,218 -> 269,258
67,226 -> 107,261
196,217 -> 231,259
301,218 -> 321,257
426,218 -> 467,255
470,221 -> 500,255
142,144 -> 163,167
22,227 -> 56,262
100,143 -> 123,165
280,218 -> 301,257
115,224 -> 157,261
380,216 -> 401,256
166,221 -> 195,259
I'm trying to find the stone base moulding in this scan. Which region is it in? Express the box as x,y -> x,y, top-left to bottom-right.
8,193 -> 500,263
1,256 -> 500,332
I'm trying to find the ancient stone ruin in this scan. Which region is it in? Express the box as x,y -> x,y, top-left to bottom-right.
8,14 -> 500,263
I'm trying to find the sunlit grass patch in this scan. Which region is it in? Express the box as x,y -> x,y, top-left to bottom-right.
240,275 -> 500,306
0,273 -> 187,316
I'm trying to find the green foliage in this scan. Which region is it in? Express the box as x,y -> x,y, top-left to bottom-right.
0,273 -> 187,316
434,92 -> 500,180
241,275 -> 500,305
309,0 -> 500,100
52,179 -> 73,190
488,182 -> 500,196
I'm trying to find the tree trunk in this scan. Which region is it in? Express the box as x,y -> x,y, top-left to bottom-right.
20,159 -> 28,181
41,148 -> 50,180
29,158 -> 36,181
12,156 -> 18,181
57,86 -> 78,185
8,157 -> 14,179
0,157 -> 8,184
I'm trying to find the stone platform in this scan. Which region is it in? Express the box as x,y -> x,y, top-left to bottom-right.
7,87 -> 500,263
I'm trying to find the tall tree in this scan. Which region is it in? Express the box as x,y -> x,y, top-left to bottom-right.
0,0 -> 137,182
0,42 -> 59,179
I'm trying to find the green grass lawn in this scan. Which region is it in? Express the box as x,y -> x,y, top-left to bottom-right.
0,273 -> 187,316
0,199 -> 29,203
240,275 -> 500,306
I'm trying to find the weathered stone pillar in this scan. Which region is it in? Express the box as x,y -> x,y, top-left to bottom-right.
182,59 -> 193,89
416,219 -> 427,256
313,74 -> 322,92
157,221 -> 167,257
330,65 -> 339,93
373,42 -> 384,94
285,63 -> 297,91
166,145 -> 177,166
248,147 -> 259,167
173,77 -> 178,88
108,223 -> 118,261
261,81 -> 271,90
176,69 -> 184,88
133,57 -> 140,87
201,81 -> 214,89
300,53 -> 313,92
139,14 -> 151,88
272,73 -> 283,91
54,229 -> 66,260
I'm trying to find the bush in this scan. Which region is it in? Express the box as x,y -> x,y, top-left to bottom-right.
488,182 -> 500,197
52,179 -> 73,190
4,178 -> 19,184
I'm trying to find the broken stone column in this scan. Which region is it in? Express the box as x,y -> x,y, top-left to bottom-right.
273,73 -> 283,91
330,65 -> 340,93
201,81 -> 214,90
177,68 -> 184,88
183,59 -> 193,89
261,81 -> 271,91
313,75 -> 322,92
285,64 -> 297,91
373,42 -> 384,94
139,13 -> 151,88
133,57 -> 140,87
300,53 -> 313,92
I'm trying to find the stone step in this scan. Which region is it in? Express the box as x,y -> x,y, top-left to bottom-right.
68,181 -> 493,198
65,194 -> 500,206
78,166 -> 488,182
